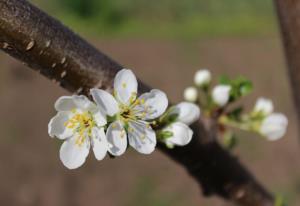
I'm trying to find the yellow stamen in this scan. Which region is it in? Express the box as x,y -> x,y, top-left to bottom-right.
64,111 -> 96,147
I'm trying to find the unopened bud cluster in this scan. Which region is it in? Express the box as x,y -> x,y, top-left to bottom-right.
183,68 -> 288,145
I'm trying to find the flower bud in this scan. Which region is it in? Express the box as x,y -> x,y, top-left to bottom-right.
260,113 -> 288,141
212,85 -> 231,106
183,87 -> 198,102
254,97 -> 274,115
194,69 -> 211,86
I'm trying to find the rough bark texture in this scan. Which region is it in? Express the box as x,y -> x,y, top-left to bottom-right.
0,0 -> 274,205
274,0 -> 300,133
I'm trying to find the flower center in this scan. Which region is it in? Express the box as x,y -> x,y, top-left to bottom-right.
119,97 -> 147,121
64,110 -> 96,146
119,105 -> 136,122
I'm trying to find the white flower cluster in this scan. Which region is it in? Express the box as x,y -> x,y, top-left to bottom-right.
48,67 -> 288,168
160,102 -> 200,148
48,69 -> 200,169
183,68 -> 288,143
253,98 -> 288,141
184,69 -> 232,106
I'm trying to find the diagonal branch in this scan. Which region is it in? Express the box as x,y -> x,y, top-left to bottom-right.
0,0 -> 274,205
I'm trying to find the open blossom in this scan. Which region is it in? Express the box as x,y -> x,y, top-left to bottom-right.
48,95 -> 108,169
91,69 -> 168,155
183,87 -> 198,102
194,69 -> 211,86
254,97 -> 274,115
162,102 -> 200,147
260,113 -> 288,141
212,85 -> 231,106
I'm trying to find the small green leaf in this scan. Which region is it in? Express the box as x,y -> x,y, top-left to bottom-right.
168,113 -> 179,123
239,80 -> 253,96
159,107 -> 179,125
220,76 -> 253,102
227,106 -> 243,121
219,75 -> 231,85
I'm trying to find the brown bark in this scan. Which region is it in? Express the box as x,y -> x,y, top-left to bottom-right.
274,0 -> 300,133
0,0 -> 274,205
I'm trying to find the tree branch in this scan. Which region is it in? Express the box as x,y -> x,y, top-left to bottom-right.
0,0 -> 274,205
274,0 -> 300,135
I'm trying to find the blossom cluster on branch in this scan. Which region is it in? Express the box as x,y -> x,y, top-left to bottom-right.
48,69 -> 200,169
183,69 -> 288,148
48,68 -> 288,169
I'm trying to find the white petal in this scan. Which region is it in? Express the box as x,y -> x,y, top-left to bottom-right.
163,122 -> 193,146
114,69 -> 138,105
48,112 -> 73,139
133,89 -> 168,120
59,137 -> 90,169
93,110 -> 107,126
128,121 -> 156,154
106,121 -> 127,156
254,97 -> 274,115
260,113 -> 288,141
91,128 -> 108,161
170,102 -> 200,125
90,89 -> 119,116
54,96 -> 76,111
55,95 -> 95,111
212,85 -> 231,106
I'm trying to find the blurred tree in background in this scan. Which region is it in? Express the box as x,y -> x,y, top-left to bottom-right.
59,0 -> 126,26
30,0 -> 276,38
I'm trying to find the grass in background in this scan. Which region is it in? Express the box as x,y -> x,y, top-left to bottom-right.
31,0 -> 277,39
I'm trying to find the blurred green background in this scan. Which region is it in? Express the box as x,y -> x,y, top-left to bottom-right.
32,0 -> 276,38
0,0 -> 299,206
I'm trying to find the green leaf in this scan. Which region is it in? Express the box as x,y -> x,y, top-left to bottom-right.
159,107 -> 179,125
232,77 -> 252,97
168,113 -> 179,123
219,75 -> 231,85
239,80 -> 253,96
220,75 -> 253,102
227,106 -> 243,121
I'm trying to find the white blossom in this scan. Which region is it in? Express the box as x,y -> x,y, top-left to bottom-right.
91,69 -> 168,155
162,102 -> 200,147
212,85 -> 231,106
183,87 -> 198,102
254,97 -> 274,115
48,95 -> 108,169
260,113 -> 288,141
194,69 -> 211,86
